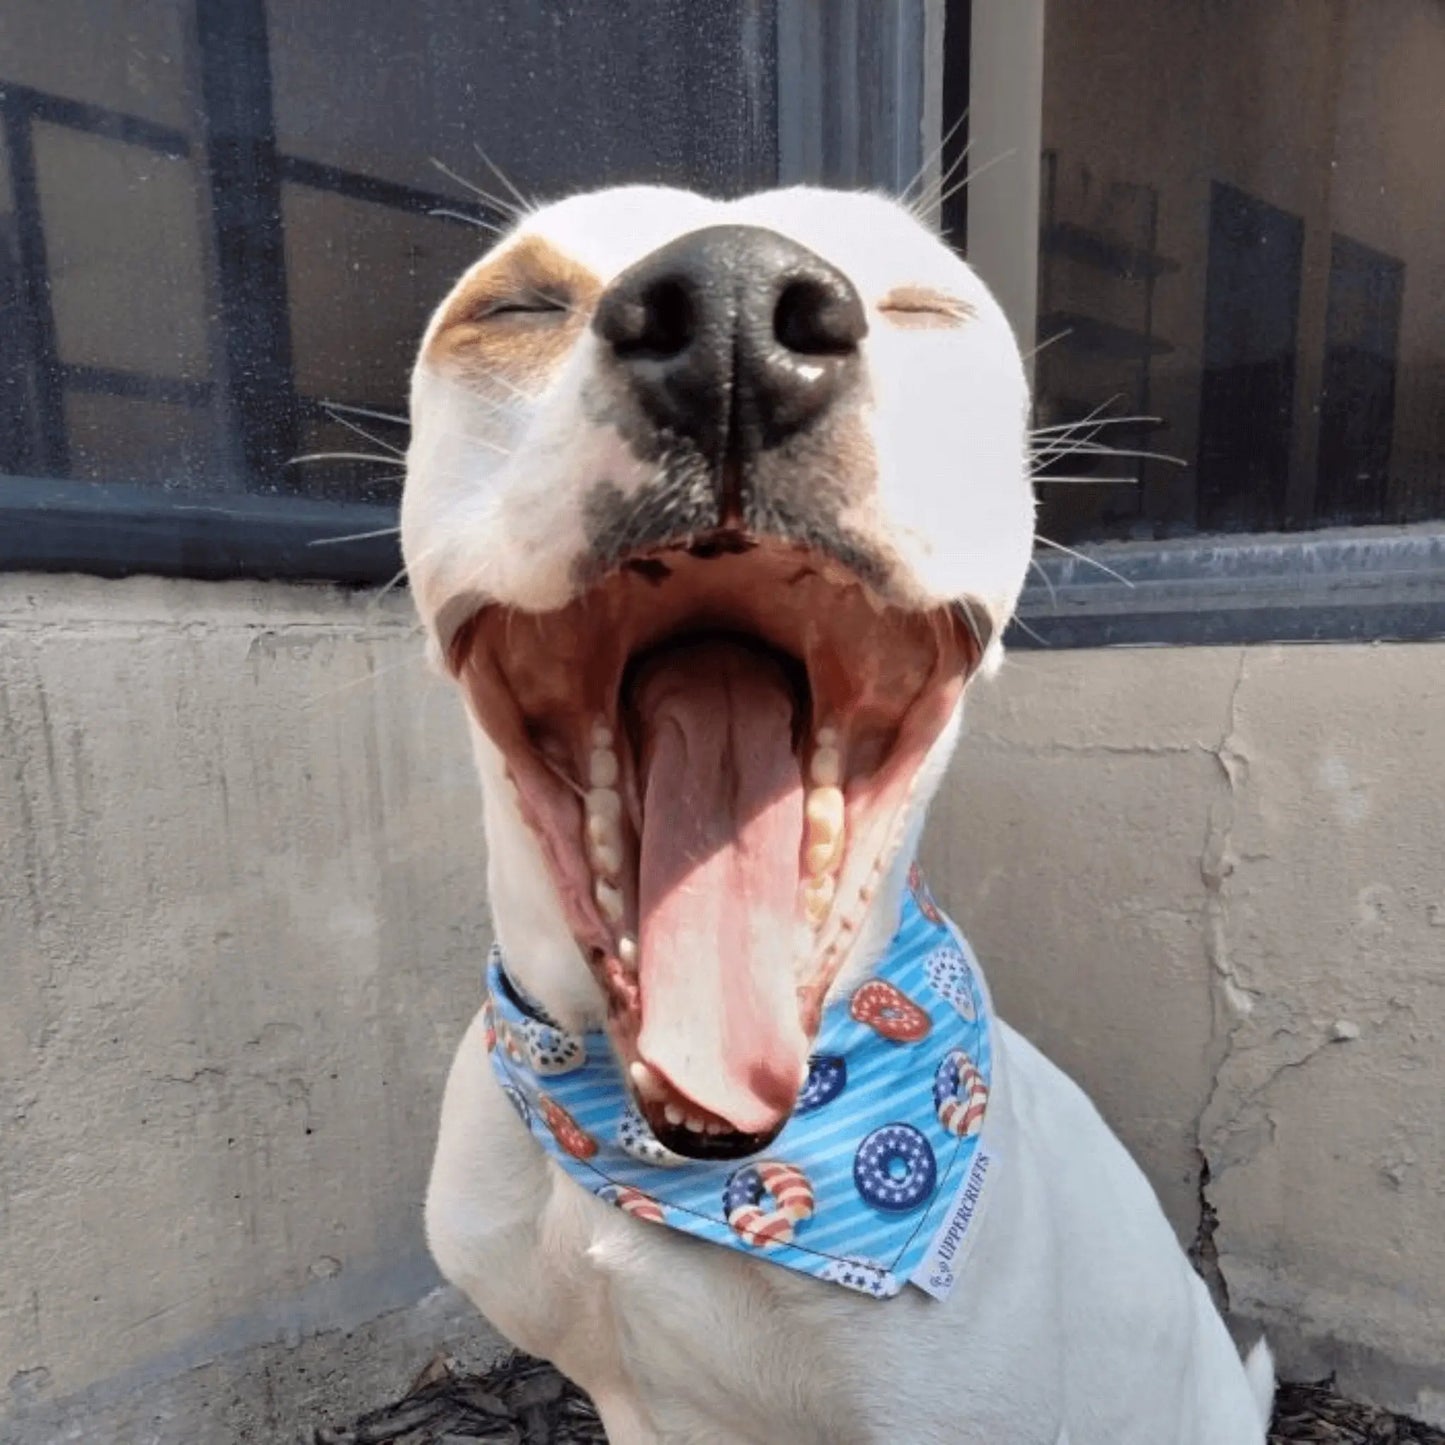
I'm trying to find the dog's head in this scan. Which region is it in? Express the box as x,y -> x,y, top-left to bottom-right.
403,185 -> 1033,1160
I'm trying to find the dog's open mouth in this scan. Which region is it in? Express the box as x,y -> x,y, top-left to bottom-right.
450,536 -> 981,1160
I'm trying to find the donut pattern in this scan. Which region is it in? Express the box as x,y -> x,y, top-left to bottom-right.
923,943 -> 978,1021
933,1049 -> 988,1139
908,861 -> 945,925
853,1123 -> 937,1214
480,874 -> 995,1300
850,979 -> 932,1043
819,1255 -> 898,1299
538,1095 -> 597,1160
724,1162 -> 815,1248
596,1183 -> 666,1225
500,1082 -> 531,1128
617,1101 -> 688,1168
796,1054 -> 847,1114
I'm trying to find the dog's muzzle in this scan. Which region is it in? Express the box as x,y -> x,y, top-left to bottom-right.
592,224 -> 867,478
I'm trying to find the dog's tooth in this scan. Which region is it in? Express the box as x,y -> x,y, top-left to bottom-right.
815,725 -> 838,749
629,1060 -> 664,1101
664,1102 -> 684,1126
591,721 -> 613,750
684,1115 -> 705,1133
803,787 -> 845,875
618,934 -> 638,967
802,874 -> 835,925
589,839 -> 622,878
809,745 -> 842,788
586,786 -> 622,821
589,748 -> 619,789
594,878 -> 624,923
704,1120 -> 725,1136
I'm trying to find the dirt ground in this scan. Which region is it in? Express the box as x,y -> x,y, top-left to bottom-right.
314,1350 -> 1445,1444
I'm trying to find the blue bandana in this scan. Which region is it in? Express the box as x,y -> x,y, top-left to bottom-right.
482,864 -> 997,1301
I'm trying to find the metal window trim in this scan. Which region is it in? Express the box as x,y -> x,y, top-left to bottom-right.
0,476 -> 400,586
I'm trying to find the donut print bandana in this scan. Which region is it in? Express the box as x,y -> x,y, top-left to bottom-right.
483,864 -> 996,1301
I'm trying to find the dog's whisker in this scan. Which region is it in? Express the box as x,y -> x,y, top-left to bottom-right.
902,110 -> 970,213
472,144 -> 540,214
1010,614 -> 1051,647
429,206 -> 505,234
308,525 -> 404,547
1033,534 -> 1136,588
1020,328 -> 1073,364
302,650 -> 425,710
287,451 -> 405,467
1034,442 -> 1186,468
321,407 -> 407,458
322,401 -> 410,428
1027,556 -> 1058,612
1029,414 -> 1161,436
935,148 -> 1017,211
1032,475 -> 1141,486
1029,394 -> 1126,437
430,157 -> 522,220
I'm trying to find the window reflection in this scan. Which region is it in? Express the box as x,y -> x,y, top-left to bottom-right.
0,0 -> 771,508
1035,0 -> 1445,541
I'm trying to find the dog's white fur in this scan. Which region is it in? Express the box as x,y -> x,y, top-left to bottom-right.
403,185 -> 1272,1443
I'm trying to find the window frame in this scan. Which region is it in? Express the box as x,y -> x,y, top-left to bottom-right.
958,0 -> 1445,649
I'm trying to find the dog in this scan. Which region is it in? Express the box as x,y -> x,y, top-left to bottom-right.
401,184 -> 1274,1444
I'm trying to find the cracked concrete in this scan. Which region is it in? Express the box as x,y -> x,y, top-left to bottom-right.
927,642 -> 1445,1425
3,577 -> 1442,1435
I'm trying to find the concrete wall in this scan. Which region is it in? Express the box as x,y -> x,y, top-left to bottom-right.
3,574 -> 1443,1434
0,575 -> 503,1444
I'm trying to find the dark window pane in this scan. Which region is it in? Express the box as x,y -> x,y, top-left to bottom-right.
1035,0 -> 1445,541
0,0 -> 776,514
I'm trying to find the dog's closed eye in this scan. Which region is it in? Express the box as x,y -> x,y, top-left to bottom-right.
877,286 -> 974,329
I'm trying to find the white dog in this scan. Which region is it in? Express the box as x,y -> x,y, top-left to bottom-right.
401,185 -> 1273,1444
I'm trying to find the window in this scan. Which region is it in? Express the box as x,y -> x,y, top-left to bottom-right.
1026,0 -> 1445,546
0,0 -> 777,578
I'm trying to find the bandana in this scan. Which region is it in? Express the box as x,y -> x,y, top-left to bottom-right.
482,864 -> 998,1301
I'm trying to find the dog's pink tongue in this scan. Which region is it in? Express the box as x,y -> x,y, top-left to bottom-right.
634,641 -> 807,1136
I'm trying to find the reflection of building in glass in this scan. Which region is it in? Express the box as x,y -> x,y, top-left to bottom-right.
0,0 -> 773,505
1034,0 -> 1445,541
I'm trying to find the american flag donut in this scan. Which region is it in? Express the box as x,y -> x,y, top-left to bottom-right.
850,979 -> 932,1043
853,1123 -> 937,1213
796,1054 -> 847,1114
596,1183 -> 667,1226
932,1048 -> 988,1139
538,1094 -> 598,1160
722,1161 -> 815,1249
923,944 -> 978,1021
908,861 -> 945,925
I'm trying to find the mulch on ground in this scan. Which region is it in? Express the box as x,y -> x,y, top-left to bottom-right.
313,1351 -> 1445,1444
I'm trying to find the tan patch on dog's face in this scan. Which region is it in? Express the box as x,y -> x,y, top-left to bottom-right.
877,286 -> 975,329
425,234 -> 602,386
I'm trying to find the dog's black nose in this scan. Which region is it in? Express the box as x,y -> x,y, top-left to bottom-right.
593,224 -> 866,459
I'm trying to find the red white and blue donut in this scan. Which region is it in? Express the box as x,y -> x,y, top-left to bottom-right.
595,1182 -> 667,1225
932,1048 -> 988,1139
796,1054 -> 847,1114
853,1123 -> 937,1213
723,1161 -> 815,1248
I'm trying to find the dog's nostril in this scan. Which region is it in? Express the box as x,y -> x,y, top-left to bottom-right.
774,277 -> 865,357
608,277 -> 695,360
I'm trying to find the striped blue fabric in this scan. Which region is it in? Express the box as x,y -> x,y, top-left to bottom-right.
483,865 -> 996,1300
